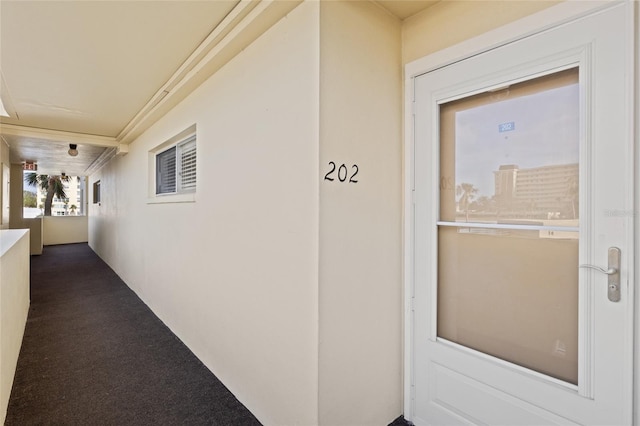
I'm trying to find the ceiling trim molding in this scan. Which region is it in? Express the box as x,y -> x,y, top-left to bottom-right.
117,0 -> 302,145
84,147 -> 117,175
0,123 -> 118,147
116,0 -> 260,142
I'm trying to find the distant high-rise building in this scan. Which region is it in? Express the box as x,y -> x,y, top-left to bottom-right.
493,163 -> 579,218
36,176 -> 86,216
494,164 -> 519,205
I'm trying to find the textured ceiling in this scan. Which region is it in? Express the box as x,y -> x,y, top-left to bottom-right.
0,0 -> 239,175
3,134 -> 108,177
0,0 -> 239,137
376,0 -> 438,20
0,0 -> 436,176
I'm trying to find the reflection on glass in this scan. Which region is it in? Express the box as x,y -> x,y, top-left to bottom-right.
437,228 -> 579,384
440,68 -> 579,226
437,68 -> 580,385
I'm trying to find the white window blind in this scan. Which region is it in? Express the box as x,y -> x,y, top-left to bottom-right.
178,137 -> 196,192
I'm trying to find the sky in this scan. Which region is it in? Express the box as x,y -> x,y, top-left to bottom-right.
454,83 -> 579,197
23,171 -> 37,193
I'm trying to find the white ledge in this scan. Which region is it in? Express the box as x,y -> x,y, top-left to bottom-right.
146,193 -> 196,204
0,229 -> 29,258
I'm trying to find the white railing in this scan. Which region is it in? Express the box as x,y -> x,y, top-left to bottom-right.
43,215 -> 88,245
0,229 -> 30,423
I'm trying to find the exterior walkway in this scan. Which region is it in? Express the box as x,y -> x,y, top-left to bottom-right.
5,243 -> 261,425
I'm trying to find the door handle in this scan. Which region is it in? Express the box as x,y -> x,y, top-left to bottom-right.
579,247 -> 621,302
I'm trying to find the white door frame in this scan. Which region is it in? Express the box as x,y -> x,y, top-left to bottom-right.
403,1 -> 639,423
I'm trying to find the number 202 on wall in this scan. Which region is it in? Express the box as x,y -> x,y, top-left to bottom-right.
324,162 -> 358,183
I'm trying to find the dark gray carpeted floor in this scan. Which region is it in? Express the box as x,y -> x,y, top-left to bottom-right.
5,243 -> 261,426
388,416 -> 413,426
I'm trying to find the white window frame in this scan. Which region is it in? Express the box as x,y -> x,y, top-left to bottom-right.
148,125 -> 197,204
93,180 -> 101,204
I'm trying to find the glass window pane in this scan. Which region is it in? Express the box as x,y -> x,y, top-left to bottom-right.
156,146 -> 176,194
440,68 -> 579,225
437,227 -> 579,384
437,68 -> 580,385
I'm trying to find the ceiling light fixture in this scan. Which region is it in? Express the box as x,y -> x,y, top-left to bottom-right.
68,144 -> 78,157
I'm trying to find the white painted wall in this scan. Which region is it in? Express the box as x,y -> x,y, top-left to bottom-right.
401,0 -> 559,64
42,216 -> 88,246
89,3 -> 320,425
318,2 -> 402,425
636,5 -> 640,423
6,161 -> 84,250
87,1 -> 588,424
18,218 -> 42,255
0,229 -> 30,423
0,140 -> 10,230
9,164 -> 43,255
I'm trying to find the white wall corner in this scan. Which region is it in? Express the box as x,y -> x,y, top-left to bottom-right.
116,144 -> 129,156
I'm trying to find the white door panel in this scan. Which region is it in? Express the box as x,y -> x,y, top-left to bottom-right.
409,3 -> 634,425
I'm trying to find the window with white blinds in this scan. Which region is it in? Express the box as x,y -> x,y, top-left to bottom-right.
178,137 -> 196,192
156,146 -> 176,194
155,135 -> 196,195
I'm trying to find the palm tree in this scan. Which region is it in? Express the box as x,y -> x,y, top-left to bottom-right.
565,175 -> 579,219
24,173 -> 69,216
70,204 -> 78,215
456,183 -> 478,221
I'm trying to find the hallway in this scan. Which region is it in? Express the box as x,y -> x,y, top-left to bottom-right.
5,244 -> 261,425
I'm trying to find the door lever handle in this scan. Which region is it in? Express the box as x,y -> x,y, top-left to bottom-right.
579,247 -> 621,302
579,264 -> 617,275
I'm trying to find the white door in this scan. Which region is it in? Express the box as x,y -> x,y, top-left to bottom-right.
408,3 -> 635,425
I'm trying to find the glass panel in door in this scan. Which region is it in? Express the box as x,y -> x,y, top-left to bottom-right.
437,68 -> 580,384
